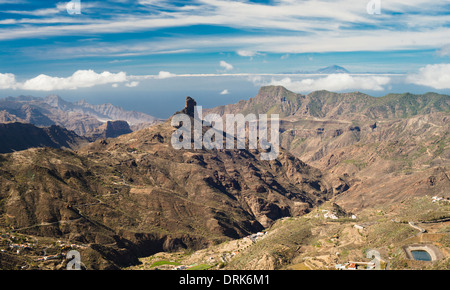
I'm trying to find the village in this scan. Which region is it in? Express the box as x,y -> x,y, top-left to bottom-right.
334,261 -> 377,270
171,232 -> 268,270
311,206 -> 385,270
0,231 -> 88,269
432,196 -> 450,203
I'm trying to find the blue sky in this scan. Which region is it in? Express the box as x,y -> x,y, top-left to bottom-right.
0,0 -> 450,117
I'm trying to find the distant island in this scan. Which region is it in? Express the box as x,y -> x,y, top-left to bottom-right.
286,65 -> 350,74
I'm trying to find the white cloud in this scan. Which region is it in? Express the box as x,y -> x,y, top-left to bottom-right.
219,60 -> 233,71
3,8 -> 61,16
236,50 -> 260,57
156,71 -> 176,79
0,73 -> 18,89
406,63 -> 450,89
1,70 -> 129,91
1,69 -> 178,91
38,26 -> 450,61
21,70 -> 128,91
437,45 -> 450,57
220,89 -> 229,95
125,81 -> 140,87
255,74 -> 391,93
1,0 -> 449,60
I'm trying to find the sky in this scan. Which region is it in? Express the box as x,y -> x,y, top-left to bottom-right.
0,0 -> 450,118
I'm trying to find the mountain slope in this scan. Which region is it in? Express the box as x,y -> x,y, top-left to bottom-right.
0,97 -> 330,269
206,86 -> 305,118
207,86 -> 450,120
0,122 -> 89,153
206,86 -> 450,211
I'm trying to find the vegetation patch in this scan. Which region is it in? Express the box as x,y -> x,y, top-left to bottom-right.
187,264 -> 213,270
149,260 -> 181,268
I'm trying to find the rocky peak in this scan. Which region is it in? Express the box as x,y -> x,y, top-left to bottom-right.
104,120 -> 132,138
182,96 -> 197,117
44,95 -> 68,108
75,99 -> 88,106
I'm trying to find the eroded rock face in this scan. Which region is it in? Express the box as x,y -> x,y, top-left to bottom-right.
85,120 -> 132,139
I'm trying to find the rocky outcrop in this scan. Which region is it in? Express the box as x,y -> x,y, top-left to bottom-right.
182,96 -> 197,117
85,120 -> 132,140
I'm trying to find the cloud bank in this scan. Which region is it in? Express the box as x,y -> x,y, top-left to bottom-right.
406,63 -> 450,89
0,70 -> 128,91
2,64 -> 450,92
23,70 -> 128,91
255,74 -> 392,93
0,73 -> 18,89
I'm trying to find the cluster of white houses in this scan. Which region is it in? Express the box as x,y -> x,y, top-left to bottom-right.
335,261 -> 377,270
316,209 -> 357,220
245,231 -> 266,243
432,196 -> 450,203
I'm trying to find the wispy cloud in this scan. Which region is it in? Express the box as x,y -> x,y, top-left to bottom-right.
1,0 -> 449,55
125,81 -> 140,87
15,27 -> 450,63
219,60 -> 233,71
3,7 -> 62,16
437,45 -> 450,57
236,50 -> 261,57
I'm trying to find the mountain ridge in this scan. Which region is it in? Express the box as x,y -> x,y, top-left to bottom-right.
206,86 -> 450,120
0,122 -> 89,153
0,95 -> 163,136
206,86 -> 450,212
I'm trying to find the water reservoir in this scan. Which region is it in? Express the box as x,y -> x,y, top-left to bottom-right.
411,250 -> 432,261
